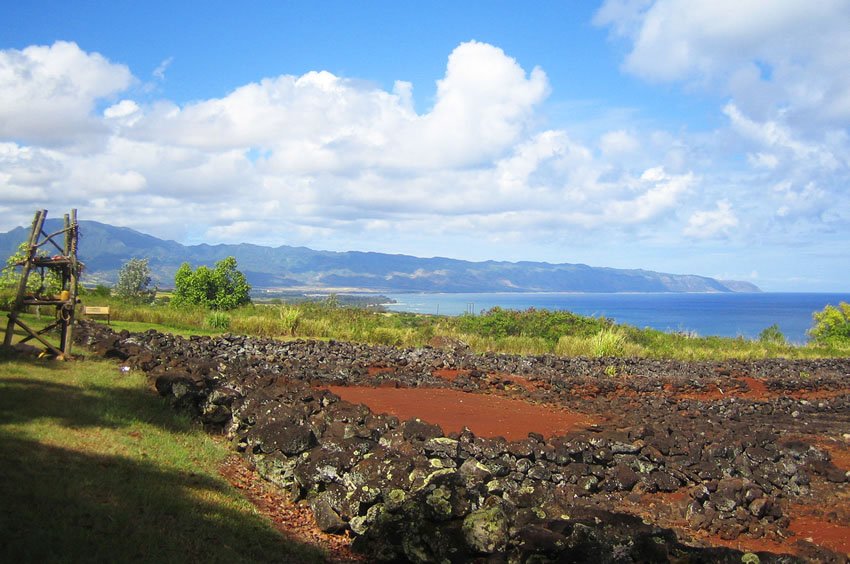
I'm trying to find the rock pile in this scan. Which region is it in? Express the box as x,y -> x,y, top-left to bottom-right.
74,321 -> 849,562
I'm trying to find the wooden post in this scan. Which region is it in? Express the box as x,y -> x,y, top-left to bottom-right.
4,210 -> 46,347
59,210 -> 79,355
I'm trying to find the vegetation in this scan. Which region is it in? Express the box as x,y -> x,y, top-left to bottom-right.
808,301 -> 850,346
758,323 -> 786,345
0,242 -> 62,308
172,257 -> 251,310
19,290 -> 840,360
114,257 -> 156,303
0,344 -> 326,562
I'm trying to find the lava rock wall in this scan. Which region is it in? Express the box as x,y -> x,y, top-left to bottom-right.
74,321 -> 848,563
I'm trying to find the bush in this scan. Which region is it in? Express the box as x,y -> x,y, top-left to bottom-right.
555,335 -> 592,357
172,257 -> 251,310
758,324 -> 786,345
456,307 -> 609,343
1,242 -> 62,297
278,306 -> 301,336
591,328 -> 626,357
205,311 -> 231,330
809,302 -> 850,345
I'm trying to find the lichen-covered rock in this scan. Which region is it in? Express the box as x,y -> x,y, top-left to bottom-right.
462,505 -> 508,553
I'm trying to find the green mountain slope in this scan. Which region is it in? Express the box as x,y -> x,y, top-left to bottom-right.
0,220 -> 761,293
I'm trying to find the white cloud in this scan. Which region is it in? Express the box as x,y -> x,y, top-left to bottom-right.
596,0 -> 850,251
124,41 -> 549,174
104,99 -> 140,120
684,200 -> 739,239
746,152 -> 778,170
5,38 -> 832,268
595,0 -> 850,125
0,41 -> 133,145
599,130 -> 639,155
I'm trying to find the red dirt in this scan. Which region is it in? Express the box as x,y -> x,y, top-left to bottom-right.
789,516 -> 850,555
432,368 -> 471,382
822,442 -> 850,471
627,488 -> 850,558
663,376 -> 849,403
219,455 -> 364,562
326,386 -> 594,441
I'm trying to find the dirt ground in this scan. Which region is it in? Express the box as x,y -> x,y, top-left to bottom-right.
327,365 -> 850,560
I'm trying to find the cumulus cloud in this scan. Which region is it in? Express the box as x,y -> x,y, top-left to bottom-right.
124,41 -> 549,173
0,39 -> 780,259
596,0 -> 850,251
595,0 -> 850,125
0,41 -> 133,145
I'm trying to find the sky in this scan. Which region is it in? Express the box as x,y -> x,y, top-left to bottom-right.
1,0 -> 849,291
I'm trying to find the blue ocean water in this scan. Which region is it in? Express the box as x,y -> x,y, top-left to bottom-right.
382,292 -> 850,344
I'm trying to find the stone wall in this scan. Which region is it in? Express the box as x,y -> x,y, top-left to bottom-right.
74,321 -> 849,562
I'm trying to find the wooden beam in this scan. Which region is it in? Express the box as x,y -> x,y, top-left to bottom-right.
10,317 -> 63,357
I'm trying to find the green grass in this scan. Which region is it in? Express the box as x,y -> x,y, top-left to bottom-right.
0,348 -> 327,563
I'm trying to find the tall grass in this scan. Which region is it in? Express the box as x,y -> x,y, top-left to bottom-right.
27,294 -> 850,360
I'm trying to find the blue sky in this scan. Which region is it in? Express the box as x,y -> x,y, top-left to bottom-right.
1,1 -> 849,291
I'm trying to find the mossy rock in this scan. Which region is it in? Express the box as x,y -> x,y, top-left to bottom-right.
462,505 -> 509,554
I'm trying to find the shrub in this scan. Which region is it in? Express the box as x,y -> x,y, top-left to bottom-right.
205,311 -> 231,330
494,335 -> 551,355
278,306 -> 301,336
369,327 -> 404,347
758,324 -> 786,345
1,242 -> 62,297
591,328 -> 626,357
808,302 -> 850,345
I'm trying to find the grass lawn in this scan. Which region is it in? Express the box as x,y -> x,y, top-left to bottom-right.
0,346 -> 327,563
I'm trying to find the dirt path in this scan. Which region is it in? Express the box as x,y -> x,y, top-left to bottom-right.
219,456 -> 364,563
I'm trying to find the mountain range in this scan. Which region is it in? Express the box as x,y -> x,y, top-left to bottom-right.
0,219 -> 760,294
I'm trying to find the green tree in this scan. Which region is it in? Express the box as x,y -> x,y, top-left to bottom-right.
171,257 -> 251,310
809,302 -> 850,345
1,242 -> 62,296
114,258 -> 156,303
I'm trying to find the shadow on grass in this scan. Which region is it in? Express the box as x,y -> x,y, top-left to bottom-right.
0,434 -> 326,563
0,344 -> 203,435
0,359 -> 329,563
0,376 -> 199,435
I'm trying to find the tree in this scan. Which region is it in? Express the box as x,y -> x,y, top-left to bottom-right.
1,242 -> 62,296
114,258 -> 156,303
809,302 -> 850,345
171,256 -> 251,310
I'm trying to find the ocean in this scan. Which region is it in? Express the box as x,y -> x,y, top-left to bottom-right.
382,292 -> 850,344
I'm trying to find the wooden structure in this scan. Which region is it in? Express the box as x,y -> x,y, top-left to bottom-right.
3,209 -> 82,357
83,306 -> 110,325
